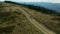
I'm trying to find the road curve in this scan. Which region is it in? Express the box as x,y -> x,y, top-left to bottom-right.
17,6 -> 56,34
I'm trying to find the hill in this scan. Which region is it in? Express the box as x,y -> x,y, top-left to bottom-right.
20,3 -> 60,34
0,2 -> 43,34
0,1 -> 60,34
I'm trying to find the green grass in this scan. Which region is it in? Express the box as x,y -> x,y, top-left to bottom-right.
0,2 -> 43,34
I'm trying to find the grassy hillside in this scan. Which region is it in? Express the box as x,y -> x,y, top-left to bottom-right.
24,9 -> 60,34
20,4 -> 60,34
0,2 -> 43,34
1,1 -> 60,34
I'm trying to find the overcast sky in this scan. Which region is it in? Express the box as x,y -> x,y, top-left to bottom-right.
0,0 -> 60,3
0,0 -> 4,1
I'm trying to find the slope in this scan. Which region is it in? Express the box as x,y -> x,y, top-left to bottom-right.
21,5 -> 60,34
0,2 -> 43,34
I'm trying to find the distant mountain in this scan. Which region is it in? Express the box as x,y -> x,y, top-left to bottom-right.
19,2 -> 60,12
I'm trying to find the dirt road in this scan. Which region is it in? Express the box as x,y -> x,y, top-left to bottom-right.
16,6 -> 56,34
11,4 -> 56,34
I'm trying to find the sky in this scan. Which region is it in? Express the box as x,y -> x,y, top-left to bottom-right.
0,0 -> 4,1
0,0 -> 60,3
